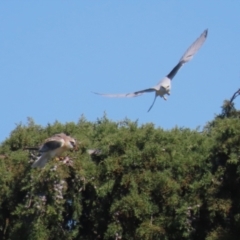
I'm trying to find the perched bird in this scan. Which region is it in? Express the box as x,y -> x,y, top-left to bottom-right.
93,29 -> 208,112
31,133 -> 76,168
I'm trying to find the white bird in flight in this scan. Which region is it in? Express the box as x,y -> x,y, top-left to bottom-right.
31,133 -> 76,168
93,29 -> 208,112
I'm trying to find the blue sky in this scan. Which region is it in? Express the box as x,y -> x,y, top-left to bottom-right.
1,1 -> 240,142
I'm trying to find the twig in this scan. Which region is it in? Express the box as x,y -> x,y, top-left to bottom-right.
229,88 -> 240,104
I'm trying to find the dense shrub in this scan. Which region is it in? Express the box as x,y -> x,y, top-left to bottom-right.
1,100 -> 240,240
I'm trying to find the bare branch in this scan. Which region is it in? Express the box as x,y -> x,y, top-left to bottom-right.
229,88 -> 240,104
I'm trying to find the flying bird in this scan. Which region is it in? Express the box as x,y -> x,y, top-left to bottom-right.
31,133 -> 76,168
93,29 -> 208,112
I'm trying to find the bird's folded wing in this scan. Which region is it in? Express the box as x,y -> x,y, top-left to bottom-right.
93,88 -> 156,98
39,140 -> 62,152
179,29 -> 208,63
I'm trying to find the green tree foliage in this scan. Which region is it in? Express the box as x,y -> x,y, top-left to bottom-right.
0,95 -> 240,239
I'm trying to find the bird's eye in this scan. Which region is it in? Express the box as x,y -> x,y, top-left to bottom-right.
70,141 -> 75,147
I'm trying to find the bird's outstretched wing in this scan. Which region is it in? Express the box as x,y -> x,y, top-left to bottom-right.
93,88 -> 156,98
180,29 -> 208,63
92,92 -> 140,98
167,29 -> 208,80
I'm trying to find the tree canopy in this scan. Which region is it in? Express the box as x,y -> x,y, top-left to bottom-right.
1,92 -> 240,240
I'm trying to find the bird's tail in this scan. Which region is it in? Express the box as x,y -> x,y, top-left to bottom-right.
32,155 -> 49,168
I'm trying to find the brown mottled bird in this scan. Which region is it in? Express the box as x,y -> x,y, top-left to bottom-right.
31,133 -> 76,168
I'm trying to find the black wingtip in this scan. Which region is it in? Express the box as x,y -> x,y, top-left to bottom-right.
203,29 -> 208,38
92,91 -> 101,95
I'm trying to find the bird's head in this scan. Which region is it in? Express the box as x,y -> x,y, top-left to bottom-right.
66,137 -> 77,150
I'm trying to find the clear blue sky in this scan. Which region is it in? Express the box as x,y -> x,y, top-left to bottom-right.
1,1 -> 240,142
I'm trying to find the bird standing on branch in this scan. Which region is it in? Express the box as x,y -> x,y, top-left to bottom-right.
29,133 -> 76,168
93,29 -> 208,112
